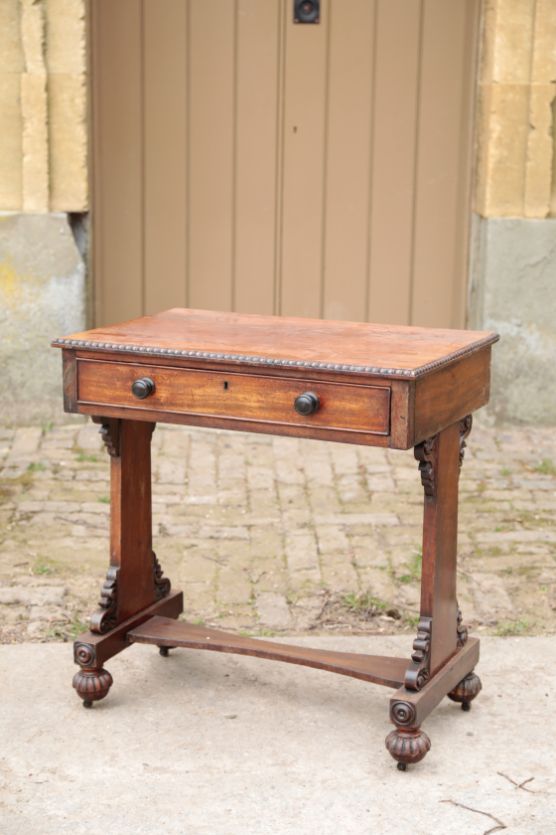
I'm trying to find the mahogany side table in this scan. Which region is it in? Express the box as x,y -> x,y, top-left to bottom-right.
53,308 -> 498,770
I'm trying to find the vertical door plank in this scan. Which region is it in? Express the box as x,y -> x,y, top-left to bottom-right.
279,0 -> 328,317
367,0 -> 421,325
234,0 -> 280,315
411,0 -> 470,327
322,0 -> 375,322
143,1 -> 187,314
91,0 -> 143,326
451,0 -> 480,328
188,0 -> 235,311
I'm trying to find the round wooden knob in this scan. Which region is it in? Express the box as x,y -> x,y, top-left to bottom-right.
294,392 -> 320,416
131,377 -> 155,399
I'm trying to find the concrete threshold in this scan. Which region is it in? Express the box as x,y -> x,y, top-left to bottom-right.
1,636 -> 554,834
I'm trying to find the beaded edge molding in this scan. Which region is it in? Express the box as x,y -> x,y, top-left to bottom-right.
51,334 -> 498,379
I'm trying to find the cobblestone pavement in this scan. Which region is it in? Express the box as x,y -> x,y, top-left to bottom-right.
0,417 -> 555,643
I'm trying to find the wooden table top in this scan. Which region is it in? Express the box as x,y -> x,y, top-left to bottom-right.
53,307 -> 498,380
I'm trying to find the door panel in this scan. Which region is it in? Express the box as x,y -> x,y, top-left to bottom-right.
143,0 -> 188,313
91,0 -> 143,323
234,0 -> 281,314
91,0 -> 479,329
322,0 -> 375,322
367,0 -> 421,325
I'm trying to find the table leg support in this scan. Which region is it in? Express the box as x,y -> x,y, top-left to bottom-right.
72,643 -> 114,708
387,416 -> 479,768
72,591 -> 184,707
72,417 -> 178,706
386,638 -> 480,769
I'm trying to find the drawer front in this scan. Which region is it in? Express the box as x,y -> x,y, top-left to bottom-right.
77,360 -> 391,436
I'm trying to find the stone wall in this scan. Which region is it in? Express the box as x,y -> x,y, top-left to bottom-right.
0,0 -> 555,424
0,0 -> 87,211
0,0 -> 87,424
471,0 -> 556,422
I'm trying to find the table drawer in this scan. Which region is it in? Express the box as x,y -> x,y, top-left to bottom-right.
77,360 -> 391,436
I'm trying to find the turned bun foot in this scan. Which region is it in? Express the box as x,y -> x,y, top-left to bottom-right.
448,670 -> 482,711
385,727 -> 431,770
72,667 -> 113,707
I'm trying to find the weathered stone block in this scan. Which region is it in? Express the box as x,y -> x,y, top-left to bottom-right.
524,83 -> 556,217
0,212 -> 86,425
48,73 -> 88,211
476,0 -> 556,219
475,83 -> 529,216
0,73 -> 23,209
531,0 -> 556,83
481,0 -> 536,84
20,0 -> 46,75
469,215 -> 556,423
0,0 -> 24,72
21,73 -> 49,212
45,0 -> 86,74
0,0 -> 87,212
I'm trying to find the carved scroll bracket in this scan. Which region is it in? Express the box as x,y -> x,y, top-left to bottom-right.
153,551 -> 171,599
89,553 -> 170,635
404,616 -> 432,691
415,415 -> 473,496
89,565 -> 119,634
414,436 -> 437,497
459,414 -> 473,470
92,416 -> 120,457
92,417 -> 156,458
456,605 -> 468,648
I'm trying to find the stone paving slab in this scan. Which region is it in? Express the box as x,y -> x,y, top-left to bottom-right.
0,417 -> 555,641
0,637 -> 554,834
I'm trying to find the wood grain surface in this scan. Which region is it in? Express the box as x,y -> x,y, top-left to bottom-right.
77,359 -> 391,436
53,307 -> 498,379
128,616 -> 408,688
